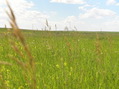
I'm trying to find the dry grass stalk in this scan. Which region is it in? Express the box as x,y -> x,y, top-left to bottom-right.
10,41 -> 24,57
8,55 -> 26,69
74,26 -> 77,31
55,24 -> 57,30
95,33 -> 103,63
95,33 -> 102,55
64,26 -> 69,31
45,19 -> 51,31
6,1 -> 36,89
46,19 -> 49,28
106,33 -> 113,48
0,74 -> 8,89
0,61 -> 12,66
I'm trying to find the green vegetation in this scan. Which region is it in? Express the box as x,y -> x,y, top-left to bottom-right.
0,27 -> 119,89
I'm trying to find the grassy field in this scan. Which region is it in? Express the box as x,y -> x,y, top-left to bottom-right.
0,28 -> 119,89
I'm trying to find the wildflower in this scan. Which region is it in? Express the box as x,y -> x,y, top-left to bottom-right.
64,62 -> 67,66
37,86 -> 39,89
18,86 -> 24,89
56,64 -> 60,68
5,80 -> 10,87
25,83 -> 28,87
1,66 -> 5,72
7,69 -> 10,72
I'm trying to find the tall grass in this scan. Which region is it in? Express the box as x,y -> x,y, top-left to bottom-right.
6,1 -> 36,89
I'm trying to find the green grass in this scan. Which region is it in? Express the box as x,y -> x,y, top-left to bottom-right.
0,28 -> 119,89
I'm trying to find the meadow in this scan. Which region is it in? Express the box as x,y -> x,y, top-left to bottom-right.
0,28 -> 119,89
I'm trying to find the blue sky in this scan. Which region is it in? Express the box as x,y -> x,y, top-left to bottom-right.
0,0 -> 119,31
32,0 -> 111,20
33,0 -> 119,17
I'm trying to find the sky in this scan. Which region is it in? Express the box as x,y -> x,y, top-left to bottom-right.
0,0 -> 119,31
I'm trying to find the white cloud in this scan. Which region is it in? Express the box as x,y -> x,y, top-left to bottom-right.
50,0 -> 86,4
0,0 -> 49,29
103,21 -> 119,31
106,0 -> 119,6
61,15 -> 119,31
64,16 -> 78,23
64,16 -> 79,29
106,0 -> 116,5
79,4 -> 94,11
79,7 -> 116,19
